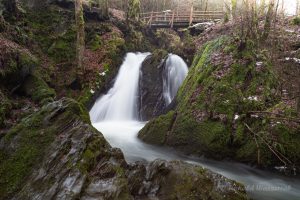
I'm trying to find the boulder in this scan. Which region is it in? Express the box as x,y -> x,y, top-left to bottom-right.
0,37 -> 37,88
19,75 -> 56,105
128,159 -> 249,200
0,98 -> 128,199
138,50 -> 168,121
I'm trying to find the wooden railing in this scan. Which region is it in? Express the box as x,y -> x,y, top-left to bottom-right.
140,9 -> 224,28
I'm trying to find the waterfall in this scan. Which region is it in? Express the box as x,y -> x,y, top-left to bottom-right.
163,54 -> 189,105
90,52 -> 150,122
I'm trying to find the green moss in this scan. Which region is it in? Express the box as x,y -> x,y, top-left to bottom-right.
140,35 -> 298,168
89,34 -> 103,51
172,114 -> 231,157
47,27 -> 76,62
0,98 -> 93,198
0,109 -> 55,198
64,99 -> 91,124
25,7 -> 76,63
138,111 -> 175,145
20,75 -> 56,105
0,90 -> 12,128
0,49 -> 37,85
77,88 -> 93,108
292,17 -> 300,25
107,35 -> 125,59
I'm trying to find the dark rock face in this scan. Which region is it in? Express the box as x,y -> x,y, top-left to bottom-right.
138,50 -> 168,121
51,0 -> 74,9
83,5 -> 109,21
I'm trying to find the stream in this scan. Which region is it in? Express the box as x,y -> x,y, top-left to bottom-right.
90,52 -> 300,200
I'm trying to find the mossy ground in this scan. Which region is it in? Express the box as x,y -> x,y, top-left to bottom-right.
139,36 -> 300,169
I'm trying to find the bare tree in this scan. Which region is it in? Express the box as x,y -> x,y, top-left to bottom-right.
75,0 -> 85,73
261,0 -> 275,40
127,0 -> 141,20
297,0 -> 300,16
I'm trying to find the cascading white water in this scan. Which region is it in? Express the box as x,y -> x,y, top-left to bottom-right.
163,54 -> 189,105
89,52 -> 300,200
90,52 -> 150,122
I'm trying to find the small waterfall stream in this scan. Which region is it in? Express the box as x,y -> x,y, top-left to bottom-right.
90,52 -> 300,200
163,54 -> 188,105
90,52 -> 150,122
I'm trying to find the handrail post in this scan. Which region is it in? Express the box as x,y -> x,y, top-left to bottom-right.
189,5 -> 194,26
171,11 -> 175,28
148,11 -> 153,27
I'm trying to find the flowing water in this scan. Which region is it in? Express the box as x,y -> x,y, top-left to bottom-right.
163,54 -> 189,105
90,52 -> 300,200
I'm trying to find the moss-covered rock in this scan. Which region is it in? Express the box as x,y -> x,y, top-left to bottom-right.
139,111 -> 176,145
0,90 -> 12,128
0,37 -> 37,87
24,6 -> 76,63
0,98 -> 107,199
128,159 -> 249,200
19,74 -> 56,105
139,36 -> 300,170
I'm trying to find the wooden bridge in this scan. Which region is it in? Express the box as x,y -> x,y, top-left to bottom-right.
140,8 -> 224,28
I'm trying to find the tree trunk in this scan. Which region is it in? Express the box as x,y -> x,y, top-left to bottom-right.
261,0 -> 274,41
75,0 -> 85,74
98,0 -> 109,18
297,0 -> 300,16
231,0 -> 237,19
127,0 -> 141,21
259,0 -> 265,15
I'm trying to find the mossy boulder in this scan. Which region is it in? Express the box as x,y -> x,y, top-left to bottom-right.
0,90 -> 12,128
139,111 -> 176,145
128,159 -> 249,200
24,6 -> 76,63
0,98 -> 123,199
139,36 -> 300,170
0,38 -> 37,87
155,29 -> 182,54
19,74 -> 56,105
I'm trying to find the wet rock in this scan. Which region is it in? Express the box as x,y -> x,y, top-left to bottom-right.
0,98 -> 123,199
138,50 -> 168,121
189,22 -> 215,36
128,159 -> 249,200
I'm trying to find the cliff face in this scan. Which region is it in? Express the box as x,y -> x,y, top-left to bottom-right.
139,35 -> 300,171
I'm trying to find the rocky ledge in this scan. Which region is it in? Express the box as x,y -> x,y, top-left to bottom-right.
0,98 -> 249,200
